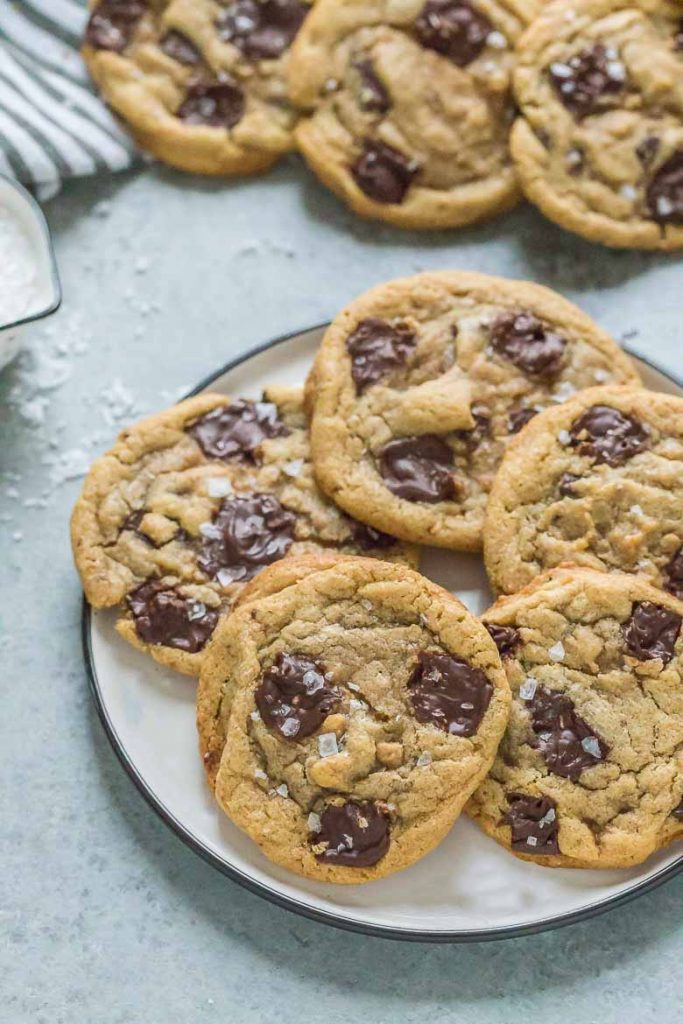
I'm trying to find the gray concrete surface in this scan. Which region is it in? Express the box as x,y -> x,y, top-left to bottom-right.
2,159 -> 682,1023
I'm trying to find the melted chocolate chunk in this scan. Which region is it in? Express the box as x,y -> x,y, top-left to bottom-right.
454,404 -> 490,450
568,405 -> 649,466
507,405 -> 538,434
664,548 -> 683,600
549,44 -> 626,118
636,135 -> 660,167
675,19 -> 683,51
379,435 -> 455,503
346,516 -> 398,551
490,311 -> 566,379
189,399 -> 288,462
503,793 -> 559,855
485,623 -> 520,658
122,509 -> 145,534
126,580 -> 218,653
622,601 -> 681,665
177,80 -> 245,128
346,317 -> 416,393
671,799 -> 683,820
353,59 -> 391,113
414,0 -> 492,67
160,29 -> 202,65
646,150 -> 683,225
558,472 -> 580,497
525,685 -> 609,780
407,650 -> 493,736
255,653 -> 340,741
85,0 -> 146,52
198,493 -> 295,581
217,0 -> 308,60
314,801 -> 390,867
351,140 -> 418,204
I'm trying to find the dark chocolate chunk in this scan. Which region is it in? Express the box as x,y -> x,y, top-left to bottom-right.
85,0 -> 146,52
177,80 -> 245,128
346,516 -> 398,551
122,509 -> 145,534
675,19 -> 683,51
314,801 -> 390,867
160,29 -> 202,65
454,404 -> 490,450
646,150 -> 683,225
671,799 -> 683,820
379,435 -> 455,503
198,493 -> 295,581
353,59 -> 391,113
414,0 -> 492,67
346,317 -> 416,393
188,399 -> 288,462
558,472 -> 580,497
549,44 -> 626,118
351,139 -> 418,204
255,653 -> 341,741
622,601 -> 681,665
217,0 -> 308,60
525,685 -> 609,781
485,623 -> 520,658
507,405 -> 538,434
568,405 -> 649,466
503,793 -> 559,855
636,136 -> 660,167
126,579 -> 218,653
490,311 -> 566,379
664,548 -> 683,600
407,650 -> 493,736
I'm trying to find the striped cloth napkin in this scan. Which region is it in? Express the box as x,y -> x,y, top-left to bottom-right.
0,0 -> 138,198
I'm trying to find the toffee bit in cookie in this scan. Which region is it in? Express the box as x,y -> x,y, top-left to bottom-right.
484,623 -> 521,658
198,493 -> 295,581
255,652 -> 341,741
379,435 -> 456,503
188,399 -> 288,462
490,311 -> 566,379
646,150 -> 683,225
568,405 -> 649,466
176,80 -> 245,128
664,547 -> 683,600
353,59 -> 391,114
525,684 -> 609,780
314,801 -> 390,867
345,515 -> 397,551
126,579 -> 218,653
345,317 -> 416,393
160,29 -> 202,65
622,601 -> 682,665
548,44 -> 626,118
85,0 -> 146,52
216,0 -> 308,60
558,472 -> 580,497
502,793 -> 559,855
636,136 -> 660,167
507,404 -> 538,434
414,0 -> 492,67
351,140 -> 418,205
407,650 -> 493,736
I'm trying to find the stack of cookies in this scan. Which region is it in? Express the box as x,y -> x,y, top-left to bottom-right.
82,0 -> 683,248
71,269 -> 683,882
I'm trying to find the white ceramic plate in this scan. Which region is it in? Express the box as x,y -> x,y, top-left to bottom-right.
84,325 -> 683,942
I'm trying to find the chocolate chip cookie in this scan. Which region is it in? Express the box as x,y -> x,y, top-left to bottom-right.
512,0 -> 683,249
306,271 -> 640,550
83,0 -> 313,175
468,567 -> 683,868
197,556 -> 510,882
71,387 -> 416,677
484,385 -> 683,595
287,0 -> 537,228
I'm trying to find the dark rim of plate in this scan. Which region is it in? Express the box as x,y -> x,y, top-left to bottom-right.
82,323 -> 683,944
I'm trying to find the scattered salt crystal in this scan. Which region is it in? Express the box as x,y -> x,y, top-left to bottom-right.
48,448 -> 90,485
199,521 -> 223,540
558,430 -> 571,445
657,196 -> 674,216
275,783 -> 289,798
581,736 -> 602,758
207,477 -> 233,499
519,677 -> 538,701
308,812 -> 322,833
593,368 -> 609,382
216,568 -> 235,587
134,256 -> 150,274
303,670 -> 323,694
347,682 -> 360,692
254,769 -> 267,781
606,60 -> 626,81
486,30 -> 507,48
538,808 -> 556,827
630,504 -> 643,516
5,487 -> 18,499
349,698 -> 367,711
318,733 -> 338,758
620,184 -> 637,201
551,381 -> 576,403
12,531 -> 23,542
526,835 -> 538,847
416,751 -> 432,768
280,718 -> 300,739
550,61 -> 572,78
549,641 -> 565,662
187,601 -> 206,622
250,709 -> 261,722
93,200 -> 112,218
283,459 -> 304,478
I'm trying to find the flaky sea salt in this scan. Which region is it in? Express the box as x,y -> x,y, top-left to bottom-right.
549,641 -> 565,662
275,783 -> 289,798
581,736 -> 602,758
519,677 -> 538,701
416,751 -> 432,768
308,812 -> 322,833
558,430 -> 571,446
254,769 -> 267,781
187,601 -> 206,622
280,718 -> 300,739
318,733 -> 338,758
199,521 -> 223,540
250,710 -> 261,722
207,477 -> 233,499
283,459 -> 304,478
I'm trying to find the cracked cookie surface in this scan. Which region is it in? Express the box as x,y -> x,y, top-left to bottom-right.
71,387 -> 416,677
484,385 -> 683,595
511,0 -> 683,249
468,567 -> 683,868
306,271 -> 639,550
83,0 -> 313,175
287,0 -> 538,228
196,556 -> 510,882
